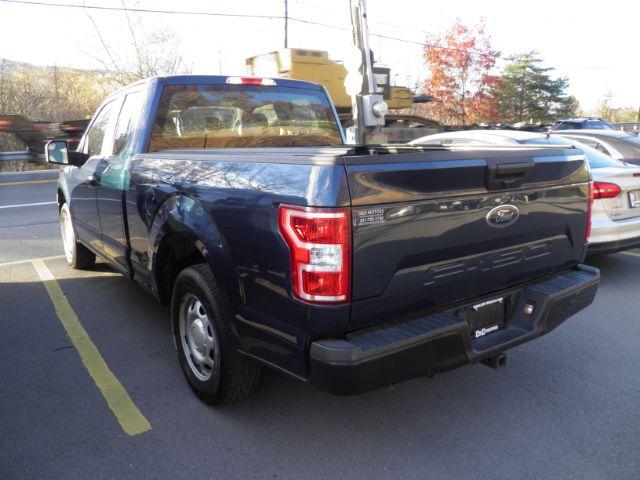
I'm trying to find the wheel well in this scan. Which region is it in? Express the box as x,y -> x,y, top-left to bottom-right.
57,189 -> 65,210
156,233 -> 207,304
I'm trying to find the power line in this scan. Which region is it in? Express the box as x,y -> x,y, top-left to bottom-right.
0,0 -> 499,60
290,0 -> 440,39
0,0 -> 286,20
0,0 -> 612,69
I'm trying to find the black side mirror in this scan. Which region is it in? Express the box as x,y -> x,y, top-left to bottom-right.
45,140 -> 89,167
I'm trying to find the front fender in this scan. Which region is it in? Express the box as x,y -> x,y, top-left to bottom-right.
55,168 -> 74,206
149,194 -> 239,303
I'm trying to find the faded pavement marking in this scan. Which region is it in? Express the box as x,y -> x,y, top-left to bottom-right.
32,259 -> 151,436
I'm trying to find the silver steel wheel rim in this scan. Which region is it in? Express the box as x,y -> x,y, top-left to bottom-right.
179,293 -> 217,382
60,207 -> 74,263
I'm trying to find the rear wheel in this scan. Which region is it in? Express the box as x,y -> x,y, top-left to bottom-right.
171,264 -> 261,405
60,203 -> 95,269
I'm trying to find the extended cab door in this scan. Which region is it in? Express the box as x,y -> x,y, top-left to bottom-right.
94,90 -> 146,274
70,99 -> 119,253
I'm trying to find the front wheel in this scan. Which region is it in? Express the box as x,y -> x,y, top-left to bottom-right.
171,264 -> 261,405
60,203 -> 95,269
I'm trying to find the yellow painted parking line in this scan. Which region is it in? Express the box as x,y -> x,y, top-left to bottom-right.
0,179 -> 57,187
620,251 -> 640,258
32,259 -> 151,436
0,255 -> 66,268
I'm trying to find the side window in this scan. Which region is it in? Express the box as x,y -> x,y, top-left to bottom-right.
447,138 -> 487,145
418,139 -> 445,146
593,141 -> 611,156
566,137 -> 598,149
85,101 -> 117,158
112,91 -> 145,157
563,136 -> 610,155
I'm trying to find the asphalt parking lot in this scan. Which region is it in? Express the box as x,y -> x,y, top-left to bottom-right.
1,170 -> 639,480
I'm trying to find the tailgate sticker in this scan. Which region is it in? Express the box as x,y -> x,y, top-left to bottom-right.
354,208 -> 385,226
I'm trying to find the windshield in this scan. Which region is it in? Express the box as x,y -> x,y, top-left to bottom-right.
552,121 -> 580,130
523,136 -> 627,168
150,84 -> 342,151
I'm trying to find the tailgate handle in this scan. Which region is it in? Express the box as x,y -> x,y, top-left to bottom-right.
486,159 -> 534,190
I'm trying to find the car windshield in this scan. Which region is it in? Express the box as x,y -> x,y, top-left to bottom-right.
552,122 -> 580,130
150,83 -> 342,151
522,136 -> 627,169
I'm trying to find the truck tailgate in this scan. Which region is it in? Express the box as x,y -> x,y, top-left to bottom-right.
345,146 -> 590,330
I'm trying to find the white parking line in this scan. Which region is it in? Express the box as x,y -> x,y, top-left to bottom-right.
0,201 -> 56,209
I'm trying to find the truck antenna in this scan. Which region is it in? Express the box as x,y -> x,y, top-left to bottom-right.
284,0 -> 288,48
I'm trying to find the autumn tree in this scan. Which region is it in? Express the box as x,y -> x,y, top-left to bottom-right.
421,19 -> 500,125
0,60 -> 117,151
493,52 -> 578,124
597,90 -> 639,122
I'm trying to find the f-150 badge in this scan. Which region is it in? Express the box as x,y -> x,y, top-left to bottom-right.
486,204 -> 519,228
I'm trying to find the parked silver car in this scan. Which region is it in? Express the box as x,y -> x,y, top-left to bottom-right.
410,130 -> 640,254
549,130 -> 640,165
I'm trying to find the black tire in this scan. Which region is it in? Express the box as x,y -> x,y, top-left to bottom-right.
60,203 -> 95,269
171,263 -> 261,405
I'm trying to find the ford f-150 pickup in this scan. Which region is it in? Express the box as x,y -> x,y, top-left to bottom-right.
46,75 -> 600,405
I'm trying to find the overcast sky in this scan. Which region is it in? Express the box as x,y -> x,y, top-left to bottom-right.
1,0 -> 638,112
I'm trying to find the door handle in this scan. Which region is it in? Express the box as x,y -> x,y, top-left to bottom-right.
486,159 -> 534,190
87,173 -> 100,186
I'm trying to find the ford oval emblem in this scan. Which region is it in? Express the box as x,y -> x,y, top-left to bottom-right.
486,204 -> 519,228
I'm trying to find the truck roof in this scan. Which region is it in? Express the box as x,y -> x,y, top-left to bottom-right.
109,74 -> 325,98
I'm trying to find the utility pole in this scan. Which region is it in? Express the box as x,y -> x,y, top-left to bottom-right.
284,0 -> 288,48
347,0 -> 387,144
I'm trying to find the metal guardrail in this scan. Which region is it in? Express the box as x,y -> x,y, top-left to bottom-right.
611,122 -> 640,133
0,151 -> 40,161
0,151 -> 54,173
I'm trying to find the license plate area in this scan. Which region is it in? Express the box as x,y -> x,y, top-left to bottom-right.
629,190 -> 640,208
467,297 -> 505,339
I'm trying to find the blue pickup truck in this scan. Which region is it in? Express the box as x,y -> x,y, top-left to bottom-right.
46,75 -> 600,405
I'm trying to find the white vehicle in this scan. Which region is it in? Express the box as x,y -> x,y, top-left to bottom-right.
549,130 -> 640,165
410,130 -> 640,255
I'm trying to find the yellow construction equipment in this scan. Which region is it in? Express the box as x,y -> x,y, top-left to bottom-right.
246,48 -> 440,143
245,48 -> 415,111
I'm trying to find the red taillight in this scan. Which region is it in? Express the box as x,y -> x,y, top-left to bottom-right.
225,76 -> 276,86
586,181 -> 594,243
592,181 -> 621,199
278,205 -> 351,304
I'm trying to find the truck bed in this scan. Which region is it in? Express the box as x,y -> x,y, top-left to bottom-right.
130,144 -> 590,333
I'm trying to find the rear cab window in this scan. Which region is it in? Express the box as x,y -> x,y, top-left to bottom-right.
149,83 -> 343,151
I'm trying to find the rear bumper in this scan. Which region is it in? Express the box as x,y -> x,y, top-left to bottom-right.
589,205 -> 640,253
309,265 -> 599,395
588,237 -> 640,255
